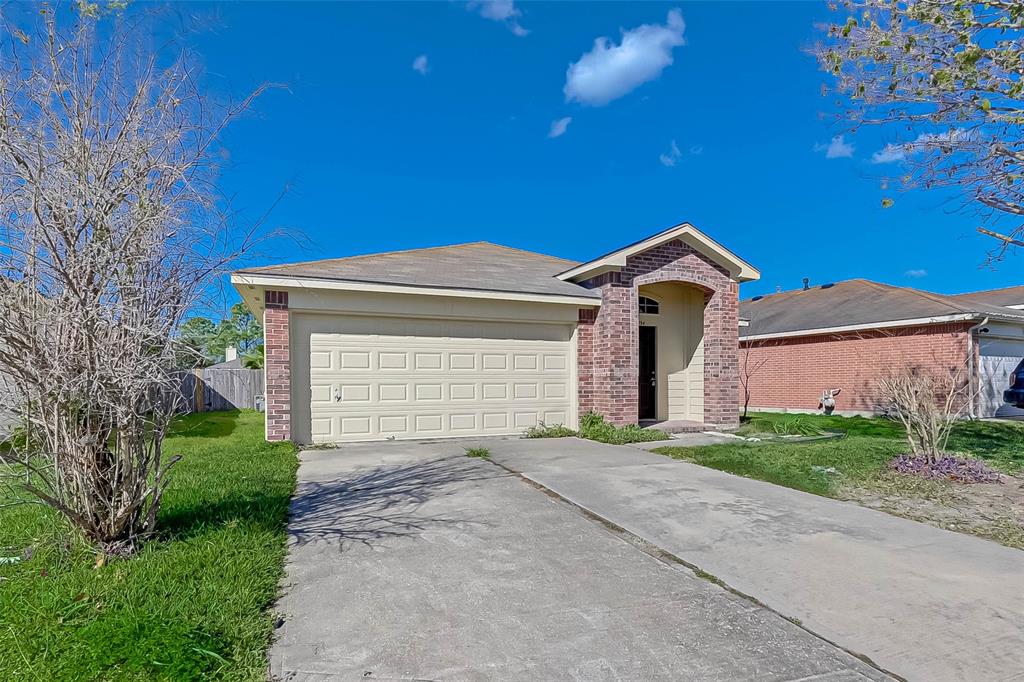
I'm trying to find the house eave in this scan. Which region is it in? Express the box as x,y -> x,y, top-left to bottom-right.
230,273 -> 603,311
739,313 -> 990,342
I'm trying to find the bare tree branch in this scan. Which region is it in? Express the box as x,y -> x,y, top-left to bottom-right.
0,6 -> 266,553
814,0 -> 1024,261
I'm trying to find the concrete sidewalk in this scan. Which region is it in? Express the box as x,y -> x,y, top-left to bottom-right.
270,440 -> 887,681
486,438 -> 1024,682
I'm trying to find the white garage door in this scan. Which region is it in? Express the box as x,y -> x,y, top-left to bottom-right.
979,337 -> 1024,418
308,331 -> 574,442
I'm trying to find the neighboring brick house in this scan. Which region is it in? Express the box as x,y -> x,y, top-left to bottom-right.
739,280 -> 1024,419
231,223 -> 759,442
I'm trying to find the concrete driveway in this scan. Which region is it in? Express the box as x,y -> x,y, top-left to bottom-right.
484,438 -> 1024,682
270,439 -> 886,681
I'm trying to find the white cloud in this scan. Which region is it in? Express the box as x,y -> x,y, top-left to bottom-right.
689,144 -> 704,155
914,128 -> 970,146
412,54 -> 429,76
659,139 -> 682,167
905,269 -> 928,278
872,144 -> 904,164
564,9 -> 686,107
814,135 -> 855,159
872,128 -> 970,164
548,116 -> 572,139
467,0 -> 528,37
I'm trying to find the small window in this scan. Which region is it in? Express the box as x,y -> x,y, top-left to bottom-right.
638,296 -> 660,314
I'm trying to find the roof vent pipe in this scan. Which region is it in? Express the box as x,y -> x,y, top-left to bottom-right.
802,277 -> 810,291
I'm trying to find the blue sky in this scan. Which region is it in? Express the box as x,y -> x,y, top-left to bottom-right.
185,1 -> 1019,305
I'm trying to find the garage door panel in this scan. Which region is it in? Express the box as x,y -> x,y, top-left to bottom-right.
450,384 -> 476,400
309,331 -> 573,442
544,410 -> 568,424
449,353 -> 476,370
378,415 -> 408,434
378,352 -> 407,369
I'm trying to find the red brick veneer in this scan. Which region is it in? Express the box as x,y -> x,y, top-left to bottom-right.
577,239 -> 740,428
264,290 -> 291,441
739,322 -> 973,414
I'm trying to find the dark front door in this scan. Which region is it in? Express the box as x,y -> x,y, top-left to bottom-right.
638,326 -> 657,420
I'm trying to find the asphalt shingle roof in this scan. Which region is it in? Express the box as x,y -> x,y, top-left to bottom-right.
949,285 -> 1024,308
236,242 -> 601,300
740,279 -> 1024,338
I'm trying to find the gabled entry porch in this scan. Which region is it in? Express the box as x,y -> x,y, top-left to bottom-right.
564,223 -> 760,430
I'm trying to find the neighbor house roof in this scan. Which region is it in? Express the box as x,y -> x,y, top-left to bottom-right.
949,284 -> 1024,309
557,222 -> 760,283
234,241 -> 601,302
740,279 -> 1024,340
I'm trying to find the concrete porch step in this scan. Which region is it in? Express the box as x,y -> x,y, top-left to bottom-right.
640,419 -> 705,434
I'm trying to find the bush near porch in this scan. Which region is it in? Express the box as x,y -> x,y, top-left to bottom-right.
525,411 -> 672,445
0,411 -> 298,680
655,412 -> 1024,549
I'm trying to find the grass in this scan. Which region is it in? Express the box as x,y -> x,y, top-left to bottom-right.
524,411 -> 671,445
0,410 -> 298,681
464,446 -> 490,459
734,412 -> 905,439
657,412 -> 1024,498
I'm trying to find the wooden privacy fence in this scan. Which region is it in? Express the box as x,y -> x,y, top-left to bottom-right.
175,368 -> 264,413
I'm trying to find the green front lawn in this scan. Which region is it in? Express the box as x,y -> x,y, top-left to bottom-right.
0,410 -> 298,680
657,412 -> 1023,497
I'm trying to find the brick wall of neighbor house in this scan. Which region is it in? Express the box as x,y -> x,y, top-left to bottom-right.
739,322 -> 974,414
578,239 -> 739,427
263,290 -> 291,441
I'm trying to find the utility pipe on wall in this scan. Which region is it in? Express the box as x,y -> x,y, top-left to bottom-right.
966,316 -> 990,419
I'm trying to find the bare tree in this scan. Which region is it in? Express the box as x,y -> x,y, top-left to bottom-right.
814,1 -> 1024,258
739,340 -> 768,419
877,362 -> 975,463
0,7 -> 264,553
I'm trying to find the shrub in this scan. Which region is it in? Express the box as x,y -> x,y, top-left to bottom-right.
744,416 -> 824,437
578,412 -> 671,445
523,413 -> 671,445
878,364 -> 973,463
523,423 -> 577,439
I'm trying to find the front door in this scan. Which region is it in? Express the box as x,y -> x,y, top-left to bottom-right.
638,325 -> 656,420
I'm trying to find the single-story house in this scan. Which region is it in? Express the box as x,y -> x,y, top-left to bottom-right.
740,280 -> 1024,419
231,223 -> 760,442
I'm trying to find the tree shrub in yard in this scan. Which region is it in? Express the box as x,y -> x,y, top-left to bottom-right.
877,365 -> 974,465
0,411 -> 298,680
0,7 -> 266,553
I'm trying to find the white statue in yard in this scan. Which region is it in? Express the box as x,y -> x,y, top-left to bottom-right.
819,388 -> 842,415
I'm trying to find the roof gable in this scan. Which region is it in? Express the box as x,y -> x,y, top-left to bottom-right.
556,223 -> 760,283
950,284 -> 1024,309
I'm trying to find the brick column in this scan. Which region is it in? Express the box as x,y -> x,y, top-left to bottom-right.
264,290 -> 291,441
576,308 -> 597,419
592,283 -> 638,425
703,281 -> 740,429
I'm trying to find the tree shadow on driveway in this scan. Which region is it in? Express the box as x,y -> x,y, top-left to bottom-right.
287,455 -> 504,550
